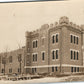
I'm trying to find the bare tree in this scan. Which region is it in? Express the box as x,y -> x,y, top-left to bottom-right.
2,46 -> 9,75
17,42 -> 21,49
17,42 -> 22,75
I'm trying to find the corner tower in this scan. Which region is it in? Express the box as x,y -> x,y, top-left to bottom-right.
25,31 -> 31,74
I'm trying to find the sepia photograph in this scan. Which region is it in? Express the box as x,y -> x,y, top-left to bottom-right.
0,0 -> 84,83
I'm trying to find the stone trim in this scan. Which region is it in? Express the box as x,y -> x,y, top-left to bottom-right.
24,64 -> 60,68
32,52 -> 38,55
51,33 -> 59,37
24,64 -> 83,68
70,34 -> 79,37
62,64 -> 83,67
51,49 -> 59,52
70,49 -> 79,52
32,39 -> 38,42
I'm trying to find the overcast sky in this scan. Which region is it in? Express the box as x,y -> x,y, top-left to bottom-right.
0,0 -> 84,52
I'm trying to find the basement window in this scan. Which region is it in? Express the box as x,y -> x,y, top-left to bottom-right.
52,67 -> 54,72
71,67 -> 73,72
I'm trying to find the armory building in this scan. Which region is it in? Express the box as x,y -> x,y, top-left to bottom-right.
0,16 -> 84,75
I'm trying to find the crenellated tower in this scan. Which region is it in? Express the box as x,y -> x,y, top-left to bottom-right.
25,31 -> 31,74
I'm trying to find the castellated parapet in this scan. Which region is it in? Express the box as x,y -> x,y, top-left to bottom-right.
69,22 -> 80,30
81,25 -> 84,31
25,31 -> 31,37
54,22 -> 58,27
40,24 -> 49,31
59,16 -> 69,24
49,23 -> 53,28
25,16 -> 83,36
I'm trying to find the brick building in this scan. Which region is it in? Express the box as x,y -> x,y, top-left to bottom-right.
24,16 -> 84,75
0,47 -> 25,75
0,16 -> 84,76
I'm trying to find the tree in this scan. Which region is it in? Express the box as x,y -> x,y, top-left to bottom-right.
17,42 -> 22,75
2,46 -> 9,75
18,54 -> 22,75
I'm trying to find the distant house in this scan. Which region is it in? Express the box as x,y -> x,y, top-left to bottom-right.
0,47 -> 25,75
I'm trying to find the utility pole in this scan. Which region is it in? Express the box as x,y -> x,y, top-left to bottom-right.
18,54 -> 22,75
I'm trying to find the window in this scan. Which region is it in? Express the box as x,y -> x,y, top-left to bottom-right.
74,36 -> 75,44
2,69 -> 4,73
71,67 -> 73,72
33,40 -> 38,48
9,68 -> 12,73
56,34 -> 58,42
52,50 -> 59,60
77,52 -> 78,60
52,34 -> 59,44
71,35 -> 73,43
35,54 -> 37,61
71,51 -> 73,59
52,51 -> 55,59
33,42 -> 35,48
2,57 -> 6,64
33,53 -> 37,62
77,37 -> 78,44
42,52 -> 45,61
71,50 -> 79,60
32,68 -> 36,73
18,68 -> 20,73
56,50 -> 58,59
74,67 -> 76,72
70,34 -> 79,45
33,55 -> 34,61
71,67 -> 79,72
36,40 -> 38,47
9,56 -> 12,63
55,67 -> 58,71
52,67 -> 54,72
77,67 -> 79,72
52,36 -> 55,43
74,51 -> 75,60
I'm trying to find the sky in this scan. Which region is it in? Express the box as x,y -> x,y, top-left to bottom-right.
0,0 -> 84,52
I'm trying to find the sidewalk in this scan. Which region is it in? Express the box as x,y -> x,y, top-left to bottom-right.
0,75 -> 84,84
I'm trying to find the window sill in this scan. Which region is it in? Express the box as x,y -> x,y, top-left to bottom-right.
52,59 -> 59,61
33,47 -> 38,49
42,61 -> 45,62
52,43 -> 58,45
52,59 -> 55,61
32,62 -> 37,63
70,43 -> 79,45
71,59 -> 79,61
